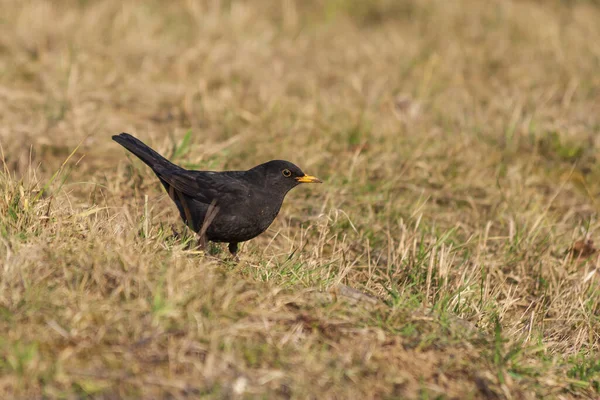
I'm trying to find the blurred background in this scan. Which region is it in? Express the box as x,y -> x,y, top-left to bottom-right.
1,0 -> 600,398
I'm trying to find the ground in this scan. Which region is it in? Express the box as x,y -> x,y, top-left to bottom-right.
1,0 -> 600,398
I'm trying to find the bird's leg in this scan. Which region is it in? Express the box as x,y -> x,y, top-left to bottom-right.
228,242 -> 239,261
170,225 -> 181,240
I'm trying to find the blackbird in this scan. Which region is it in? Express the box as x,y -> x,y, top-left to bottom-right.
112,133 -> 322,256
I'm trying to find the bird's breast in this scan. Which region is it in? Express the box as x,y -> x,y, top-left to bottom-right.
206,195 -> 283,242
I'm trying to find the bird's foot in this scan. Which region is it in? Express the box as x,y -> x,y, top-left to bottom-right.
228,242 -> 240,262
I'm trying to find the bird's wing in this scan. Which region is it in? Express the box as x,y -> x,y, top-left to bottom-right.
153,166 -> 249,205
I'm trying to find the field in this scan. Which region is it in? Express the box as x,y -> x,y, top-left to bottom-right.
2,0 -> 600,398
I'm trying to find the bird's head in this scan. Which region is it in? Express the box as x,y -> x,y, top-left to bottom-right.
254,160 -> 322,194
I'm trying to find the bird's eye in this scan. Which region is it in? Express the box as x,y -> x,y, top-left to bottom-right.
282,169 -> 292,177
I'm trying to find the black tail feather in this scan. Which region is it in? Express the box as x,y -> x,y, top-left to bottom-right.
112,133 -> 177,171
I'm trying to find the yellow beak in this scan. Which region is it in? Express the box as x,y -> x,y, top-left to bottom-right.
295,174 -> 322,183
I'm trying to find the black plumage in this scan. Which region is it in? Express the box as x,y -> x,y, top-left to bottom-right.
112,133 -> 321,256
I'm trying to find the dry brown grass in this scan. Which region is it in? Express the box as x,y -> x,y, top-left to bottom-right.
2,0 -> 600,398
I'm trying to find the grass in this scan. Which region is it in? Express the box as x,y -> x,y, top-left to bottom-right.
1,0 -> 600,398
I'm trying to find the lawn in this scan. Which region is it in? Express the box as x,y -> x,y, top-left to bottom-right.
1,0 -> 600,398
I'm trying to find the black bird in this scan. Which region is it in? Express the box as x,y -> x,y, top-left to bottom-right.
112,133 -> 322,256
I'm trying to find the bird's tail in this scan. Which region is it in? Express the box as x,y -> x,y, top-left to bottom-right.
112,133 -> 179,171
